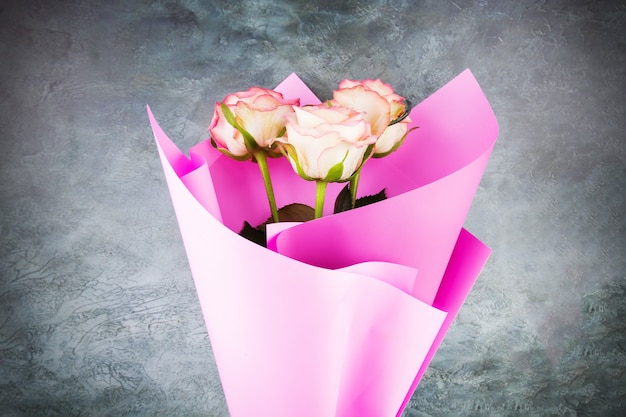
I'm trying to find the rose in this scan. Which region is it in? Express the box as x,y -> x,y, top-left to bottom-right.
372,122 -> 410,157
331,79 -> 412,157
334,79 -> 407,133
273,104 -> 377,218
207,80 -> 411,222
209,87 -> 299,160
209,87 -> 299,222
274,105 -> 375,182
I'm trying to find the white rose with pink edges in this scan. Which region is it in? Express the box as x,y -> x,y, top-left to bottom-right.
332,79 -> 412,157
274,104 -> 375,182
209,87 -> 299,159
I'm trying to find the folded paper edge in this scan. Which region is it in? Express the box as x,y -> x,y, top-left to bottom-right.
396,228 -> 492,416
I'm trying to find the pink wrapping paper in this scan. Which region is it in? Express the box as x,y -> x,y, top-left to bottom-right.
149,69 -> 498,417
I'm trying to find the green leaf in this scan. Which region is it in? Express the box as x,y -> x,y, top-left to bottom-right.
239,221 -> 267,247
333,183 -> 353,214
238,203 -> 316,247
334,184 -> 387,213
355,188 -> 387,208
273,203 -> 315,223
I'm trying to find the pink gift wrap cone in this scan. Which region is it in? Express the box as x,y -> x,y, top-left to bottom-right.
149,69 -> 498,417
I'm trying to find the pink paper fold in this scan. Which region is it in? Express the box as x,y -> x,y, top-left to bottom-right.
149,69 -> 498,417
270,70 -> 497,304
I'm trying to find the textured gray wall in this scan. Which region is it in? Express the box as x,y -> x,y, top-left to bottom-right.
1,0 -> 625,416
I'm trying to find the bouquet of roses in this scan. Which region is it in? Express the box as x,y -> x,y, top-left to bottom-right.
149,69 -> 498,417
208,76 -> 414,228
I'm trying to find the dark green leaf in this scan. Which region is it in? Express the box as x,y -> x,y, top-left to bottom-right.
355,188 -> 387,208
334,184 -> 387,213
239,221 -> 267,247
334,183 -> 353,214
238,204 -> 316,247
272,203 -> 316,223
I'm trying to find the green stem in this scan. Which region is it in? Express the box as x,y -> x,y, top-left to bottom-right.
349,169 -> 361,209
254,150 -> 279,223
315,180 -> 328,219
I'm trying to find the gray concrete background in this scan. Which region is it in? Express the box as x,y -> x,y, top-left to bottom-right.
1,0 -> 624,416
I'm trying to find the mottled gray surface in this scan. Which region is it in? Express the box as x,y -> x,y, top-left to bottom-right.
1,0 -> 625,416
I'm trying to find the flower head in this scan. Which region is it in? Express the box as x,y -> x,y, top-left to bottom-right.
274,105 -> 375,182
331,79 -> 412,157
209,87 -> 299,159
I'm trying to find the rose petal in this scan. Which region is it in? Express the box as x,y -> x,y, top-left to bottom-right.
374,123 -> 409,155
333,86 -> 391,137
209,104 -> 248,156
236,103 -> 294,147
316,141 -> 368,181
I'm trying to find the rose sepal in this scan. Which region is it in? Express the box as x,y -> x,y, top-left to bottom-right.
276,142 -> 314,181
322,150 -> 349,183
210,137 -> 253,161
220,103 -> 261,153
